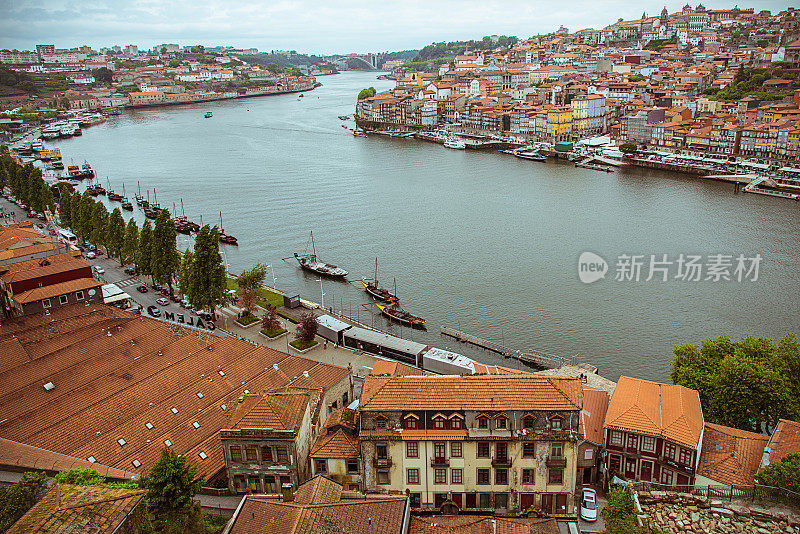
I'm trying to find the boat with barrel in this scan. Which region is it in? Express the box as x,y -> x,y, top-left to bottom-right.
86,180 -> 106,196
374,301 -> 426,327
135,182 -> 147,207
362,258 -> 398,303
121,184 -> 133,210
288,231 -> 347,278
218,212 -> 238,245
66,162 -> 95,180
107,179 -> 123,202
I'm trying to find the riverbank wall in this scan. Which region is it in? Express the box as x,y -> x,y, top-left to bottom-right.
126,83 -> 320,110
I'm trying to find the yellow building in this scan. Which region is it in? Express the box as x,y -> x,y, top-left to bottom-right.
359,374 -> 582,516
547,107 -> 573,142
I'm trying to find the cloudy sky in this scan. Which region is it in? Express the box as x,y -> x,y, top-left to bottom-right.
0,0 -> 793,54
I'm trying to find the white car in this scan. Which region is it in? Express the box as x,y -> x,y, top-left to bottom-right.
580,488 -> 598,522
93,266 -> 105,275
86,251 -> 96,259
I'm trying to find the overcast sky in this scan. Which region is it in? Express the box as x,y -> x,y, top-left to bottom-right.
0,0 -> 793,54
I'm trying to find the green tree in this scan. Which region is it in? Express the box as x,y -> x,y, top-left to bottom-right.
137,220 -> 153,278
69,191 -> 82,233
619,142 -> 638,154
188,225 -> 226,316
41,181 -> 54,213
237,263 -> 268,316
139,447 -> 204,523
91,202 -> 108,251
52,468 -> 106,486
603,486 -> 642,534
106,208 -> 126,262
756,452 -> 800,492
91,66 -> 113,84
78,193 -> 95,242
150,210 -> 179,290
671,335 -> 799,433
178,248 -> 194,299
122,218 -> 139,265
0,471 -> 48,532
357,86 -> 377,100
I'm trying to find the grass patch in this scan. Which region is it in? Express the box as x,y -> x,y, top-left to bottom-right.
290,338 -> 318,351
260,326 -> 287,338
278,311 -> 299,324
203,511 -> 228,534
226,277 -> 284,308
235,314 -> 258,326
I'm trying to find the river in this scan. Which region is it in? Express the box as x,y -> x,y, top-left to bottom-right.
46,71 -> 800,381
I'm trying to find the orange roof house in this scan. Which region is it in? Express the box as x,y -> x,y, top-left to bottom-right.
762,419 -> 800,468
696,423 -> 769,486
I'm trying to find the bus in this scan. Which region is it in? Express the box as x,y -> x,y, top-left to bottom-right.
58,229 -> 78,245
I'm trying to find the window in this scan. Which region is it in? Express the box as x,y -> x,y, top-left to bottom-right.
495,468 -> 508,485
376,416 -> 387,429
610,430 -> 624,446
479,493 -> 491,509
664,442 -> 676,460
522,415 -> 535,429
377,471 -> 390,484
496,442 -> 508,460
230,446 -> 242,462
316,459 -> 327,473
347,459 -> 359,473
495,416 -> 507,429
660,469 -> 674,485
407,468 -> 420,484
59,295 -> 68,305
551,442 -> 563,457
549,469 -> 564,484
434,468 -> 447,484
376,444 -> 388,459
406,442 -> 419,458
495,493 -> 508,509
42,299 -> 51,308
245,447 -> 257,461
410,493 -> 421,508
342,392 -> 348,406
451,468 -> 463,484
523,443 -> 536,458
477,468 -> 490,484
679,447 -> 693,465
449,414 -> 464,429
451,442 -> 462,458
75,291 -> 84,300
433,416 -> 446,429
627,434 -> 638,450
522,469 -> 535,484
262,446 -> 273,463
403,414 -> 418,429
275,447 -> 289,463
477,442 -> 490,458
477,416 -> 489,429
434,442 -> 446,460
641,436 -> 656,452
550,417 -> 562,430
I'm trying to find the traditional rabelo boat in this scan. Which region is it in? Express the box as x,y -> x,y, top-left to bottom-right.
362,258 -> 398,302
289,231 -> 347,278
218,212 -> 238,245
375,301 -> 426,327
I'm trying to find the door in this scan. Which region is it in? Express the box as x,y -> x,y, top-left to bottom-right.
625,458 -> 636,479
582,467 -> 592,484
541,493 -> 553,514
677,473 -> 689,487
521,493 -> 535,512
555,494 -> 567,515
640,460 -> 653,482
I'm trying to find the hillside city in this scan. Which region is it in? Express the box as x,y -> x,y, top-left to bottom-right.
0,3 -> 799,534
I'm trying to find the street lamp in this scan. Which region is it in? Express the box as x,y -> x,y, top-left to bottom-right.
317,278 -> 324,310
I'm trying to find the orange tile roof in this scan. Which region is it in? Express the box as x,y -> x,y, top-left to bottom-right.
1,258 -> 91,284
580,387 -> 610,446
605,376 -> 703,449
294,475 -> 342,505
7,484 -> 146,534
0,438 -> 138,481
361,374 -> 582,411
0,242 -> 60,262
0,252 -> 78,275
12,277 -> 102,304
228,390 -> 315,432
767,419 -> 800,465
410,515 -> 559,534
370,360 -> 422,376
697,422 -> 769,486
311,409 -> 359,459
0,303 -> 350,479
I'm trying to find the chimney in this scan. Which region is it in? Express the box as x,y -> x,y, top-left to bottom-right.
282,483 -> 294,502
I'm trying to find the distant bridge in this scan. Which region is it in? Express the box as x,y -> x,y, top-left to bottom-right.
330,53 -> 378,70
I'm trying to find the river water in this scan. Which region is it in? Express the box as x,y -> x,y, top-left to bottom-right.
47,71 -> 800,381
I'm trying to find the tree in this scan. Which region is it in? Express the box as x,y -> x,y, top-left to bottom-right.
296,312 -> 318,342
41,181 -> 54,213
756,452 -> 800,492
106,208 -> 126,262
150,210 -> 179,290
357,87 -> 377,100
0,471 -> 48,532
237,263 -> 267,316
122,218 -> 139,265
53,468 -> 106,486
671,335 -> 799,433
619,142 -> 638,155
178,248 -> 194,299
91,67 -> 113,84
139,446 -> 205,525
137,220 -> 153,278
603,486 -> 641,534
69,191 -> 82,233
261,304 -> 280,332
188,225 -> 226,316
91,202 -> 108,251
78,192 -> 95,242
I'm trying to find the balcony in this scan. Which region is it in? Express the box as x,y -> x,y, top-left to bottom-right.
546,455 -> 567,469
372,457 -> 392,468
491,456 -> 512,468
430,457 -> 449,467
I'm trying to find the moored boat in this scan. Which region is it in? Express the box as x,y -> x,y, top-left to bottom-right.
362,258 -> 398,303
204,111 -> 213,118
218,212 -> 238,245
444,137 -> 466,149
289,231 -> 347,278
375,302 -> 426,326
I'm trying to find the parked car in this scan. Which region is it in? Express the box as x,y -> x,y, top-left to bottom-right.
180,300 -> 190,309
128,307 -> 142,315
170,294 -> 181,303
580,488 -> 598,522
197,310 -> 213,321
93,266 -> 105,275
124,267 -> 136,275
147,305 -> 160,317
156,297 -> 169,306
151,283 -> 161,291
136,285 -> 148,293
159,287 -> 170,296
86,251 -> 96,259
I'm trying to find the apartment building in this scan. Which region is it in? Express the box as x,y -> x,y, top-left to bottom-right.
359,374 -> 583,516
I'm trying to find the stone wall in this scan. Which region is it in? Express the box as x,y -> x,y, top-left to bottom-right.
636,490 -> 799,534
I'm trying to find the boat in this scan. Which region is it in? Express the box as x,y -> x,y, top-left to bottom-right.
289,231 -> 347,278
59,125 -> 75,138
72,127 -> 82,136
361,258 -> 398,303
107,179 -> 123,201
121,184 -> 133,210
66,162 -> 94,180
41,127 -> 60,140
353,130 -> 366,137
338,115 -> 349,120
80,163 -> 95,179
86,181 -> 105,196
514,150 -> 547,162
204,112 -> 213,118
218,212 -> 238,245
375,301 -> 426,327
444,137 -> 466,149
135,181 -> 146,207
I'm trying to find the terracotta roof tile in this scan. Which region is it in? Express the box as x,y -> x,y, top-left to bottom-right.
767,419 -> 800,465
228,390 -> 317,432
361,374 -> 582,411
0,242 -> 61,262
580,387 -> 610,446
370,360 -> 422,376
7,484 -> 145,534
697,423 -> 769,486
1,258 -> 91,283
0,252 -> 78,275
12,277 -> 102,303
410,515 -> 559,534
311,409 -> 360,459
294,475 -> 342,504
605,376 -> 703,449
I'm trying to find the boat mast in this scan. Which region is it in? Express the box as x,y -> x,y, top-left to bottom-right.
181,198 -> 185,217
137,181 -> 141,197
147,190 -> 150,204
219,211 -> 223,232
375,257 -> 378,284
310,231 -> 316,257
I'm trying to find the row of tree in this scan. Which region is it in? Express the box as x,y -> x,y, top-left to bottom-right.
0,150 -> 55,215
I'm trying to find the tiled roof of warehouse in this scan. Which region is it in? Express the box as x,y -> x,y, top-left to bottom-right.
12,278 -> 102,303
228,391 -> 318,432
0,252 -> 77,275
0,242 -> 61,262
360,374 -> 582,411
697,423 -> 769,486
0,257 -> 90,283
0,303 -> 350,479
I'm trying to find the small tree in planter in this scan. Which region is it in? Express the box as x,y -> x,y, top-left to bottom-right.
291,312 -> 319,350
237,263 -> 267,320
260,304 -> 285,338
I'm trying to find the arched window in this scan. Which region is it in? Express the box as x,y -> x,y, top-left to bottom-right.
375,416 -> 388,429
404,413 -> 419,429
522,415 -> 536,429
494,414 -> 508,430
432,414 -> 446,429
